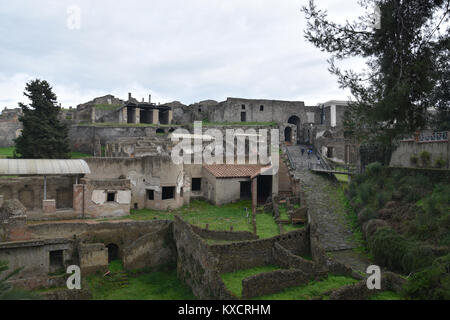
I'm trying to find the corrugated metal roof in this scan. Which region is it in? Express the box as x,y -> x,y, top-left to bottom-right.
0,159 -> 91,175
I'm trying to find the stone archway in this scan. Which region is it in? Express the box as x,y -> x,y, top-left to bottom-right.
288,116 -> 301,144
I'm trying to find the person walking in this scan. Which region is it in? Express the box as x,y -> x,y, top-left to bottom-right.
301,148 -> 305,156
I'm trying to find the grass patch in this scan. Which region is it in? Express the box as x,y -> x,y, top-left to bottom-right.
94,104 -> 122,111
369,291 -> 403,300
283,223 -> 305,233
0,147 -> 15,158
255,275 -> 359,300
70,151 -> 92,158
86,268 -> 195,300
124,200 -> 279,239
220,266 -> 281,297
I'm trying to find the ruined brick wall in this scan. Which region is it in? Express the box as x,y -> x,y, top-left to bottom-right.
209,228 -> 309,274
190,224 -> 258,242
173,216 -> 236,300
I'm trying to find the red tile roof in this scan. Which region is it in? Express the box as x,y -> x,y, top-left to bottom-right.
203,164 -> 271,178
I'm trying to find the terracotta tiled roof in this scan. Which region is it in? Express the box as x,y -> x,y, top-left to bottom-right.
203,164 -> 271,178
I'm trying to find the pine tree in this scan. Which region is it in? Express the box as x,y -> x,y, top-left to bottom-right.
14,79 -> 71,159
302,0 -> 450,145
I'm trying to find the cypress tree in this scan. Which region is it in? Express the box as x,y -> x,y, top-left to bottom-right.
14,79 -> 71,159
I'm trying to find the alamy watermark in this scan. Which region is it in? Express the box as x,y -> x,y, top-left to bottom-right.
66,265 -> 81,290
170,121 -> 279,175
366,265 -> 381,290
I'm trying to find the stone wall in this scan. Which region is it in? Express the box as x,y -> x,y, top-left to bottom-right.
190,224 -> 258,242
241,269 -> 322,299
272,243 -> 317,275
390,137 -> 449,169
209,228 -> 309,274
173,216 -> 236,300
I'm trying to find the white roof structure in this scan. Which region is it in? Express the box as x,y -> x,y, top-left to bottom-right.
0,159 -> 91,176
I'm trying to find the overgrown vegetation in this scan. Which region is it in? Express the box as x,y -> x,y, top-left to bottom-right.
0,261 -> 37,300
85,261 -> 195,300
201,121 -> 277,127
346,162 -> 450,299
220,266 -> 281,297
0,147 -> 91,159
254,275 -> 359,300
124,200 -> 280,239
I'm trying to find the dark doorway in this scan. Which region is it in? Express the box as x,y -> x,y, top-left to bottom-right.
288,116 -> 301,143
327,147 -> 334,158
162,186 -> 175,200
140,109 -> 153,124
159,110 -> 169,124
107,192 -> 116,202
240,181 -> 252,200
156,128 -> 165,135
56,188 -> 73,209
284,127 -> 292,143
49,250 -> 64,273
127,107 -> 136,124
257,175 -> 272,204
147,190 -> 154,200
241,112 -> 246,122
107,244 -> 119,263
192,178 -> 202,192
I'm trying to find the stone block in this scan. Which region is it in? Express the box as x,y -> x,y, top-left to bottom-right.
42,199 -> 56,214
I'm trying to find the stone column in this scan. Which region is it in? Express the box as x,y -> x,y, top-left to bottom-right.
168,110 -> 173,124
135,108 -> 141,124
73,184 -> 84,214
152,109 -> 159,125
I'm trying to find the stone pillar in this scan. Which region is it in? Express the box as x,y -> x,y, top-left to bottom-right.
73,184 -> 84,214
168,110 -> 173,124
135,108 -> 141,124
152,109 -> 159,125
91,107 -> 96,123
43,199 -> 56,214
121,107 -> 127,124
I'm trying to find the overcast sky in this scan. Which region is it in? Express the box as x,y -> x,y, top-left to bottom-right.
0,0 -> 366,109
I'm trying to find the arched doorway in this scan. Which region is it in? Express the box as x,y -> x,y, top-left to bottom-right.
284,127 -> 292,143
106,243 -> 120,263
288,116 -> 301,144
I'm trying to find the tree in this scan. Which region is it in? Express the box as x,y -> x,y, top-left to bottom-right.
302,0 -> 450,145
14,79 -> 71,159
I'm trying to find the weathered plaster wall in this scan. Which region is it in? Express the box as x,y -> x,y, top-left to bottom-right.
390,138 -> 449,168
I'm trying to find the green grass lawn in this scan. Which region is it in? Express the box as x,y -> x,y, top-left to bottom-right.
254,275 -> 359,300
78,122 -> 179,128
220,266 -> 281,297
0,147 -> 15,158
369,291 -> 403,300
86,261 -> 195,300
0,147 -> 91,159
126,200 -> 280,239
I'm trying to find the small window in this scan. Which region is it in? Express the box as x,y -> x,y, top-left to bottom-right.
260,105 -> 264,111
147,190 -> 154,200
107,192 -> 116,202
241,104 -> 245,110
198,108 -> 202,113
192,178 -> 202,191
162,187 -> 175,200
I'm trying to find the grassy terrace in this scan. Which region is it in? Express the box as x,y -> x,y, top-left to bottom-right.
125,200 -> 281,239
85,261 -> 195,300
220,266 -> 359,299
0,147 -> 92,159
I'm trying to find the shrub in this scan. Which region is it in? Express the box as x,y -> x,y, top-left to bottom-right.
401,245 -> 436,273
410,154 -> 419,166
376,191 -> 392,209
365,162 -> 383,177
368,227 -> 410,273
435,157 -> 446,168
402,254 -> 450,300
419,151 -> 431,167
358,207 -> 377,226
359,182 -> 373,203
